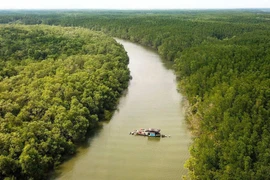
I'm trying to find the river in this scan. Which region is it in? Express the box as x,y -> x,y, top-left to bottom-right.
53,39 -> 191,180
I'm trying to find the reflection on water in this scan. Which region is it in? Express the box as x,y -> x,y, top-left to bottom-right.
53,39 -> 191,180
147,137 -> 161,142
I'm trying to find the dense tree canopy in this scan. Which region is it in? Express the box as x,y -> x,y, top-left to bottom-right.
0,24 -> 130,179
0,10 -> 269,179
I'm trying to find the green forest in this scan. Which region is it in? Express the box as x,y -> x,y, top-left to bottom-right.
0,24 -> 130,179
0,10 -> 270,179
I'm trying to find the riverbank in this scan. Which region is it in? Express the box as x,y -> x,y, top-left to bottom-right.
0,25 -> 130,180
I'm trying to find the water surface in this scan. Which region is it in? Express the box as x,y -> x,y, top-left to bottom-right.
54,39 -> 191,180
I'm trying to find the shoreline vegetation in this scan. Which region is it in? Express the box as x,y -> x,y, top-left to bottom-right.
0,10 -> 270,179
0,24 -> 130,179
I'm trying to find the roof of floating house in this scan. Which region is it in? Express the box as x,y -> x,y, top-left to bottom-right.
146,128 -> 161,133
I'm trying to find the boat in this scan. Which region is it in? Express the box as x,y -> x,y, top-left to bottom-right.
129,128 -> 170,137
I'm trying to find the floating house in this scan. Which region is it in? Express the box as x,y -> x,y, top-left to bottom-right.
130,128 -> 169,137
146,128 -> 161,137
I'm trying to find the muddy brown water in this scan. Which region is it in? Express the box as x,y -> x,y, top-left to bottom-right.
53,39 -> 191,180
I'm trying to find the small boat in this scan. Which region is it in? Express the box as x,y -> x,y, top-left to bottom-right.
129,128 -> 170,138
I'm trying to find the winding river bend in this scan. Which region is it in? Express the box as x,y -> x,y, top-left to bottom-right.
53,39 -> 191,180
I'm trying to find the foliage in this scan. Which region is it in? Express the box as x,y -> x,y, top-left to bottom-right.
0,24 -> 130,179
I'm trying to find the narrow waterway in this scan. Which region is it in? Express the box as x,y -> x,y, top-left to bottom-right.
53,39 -> 191,180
